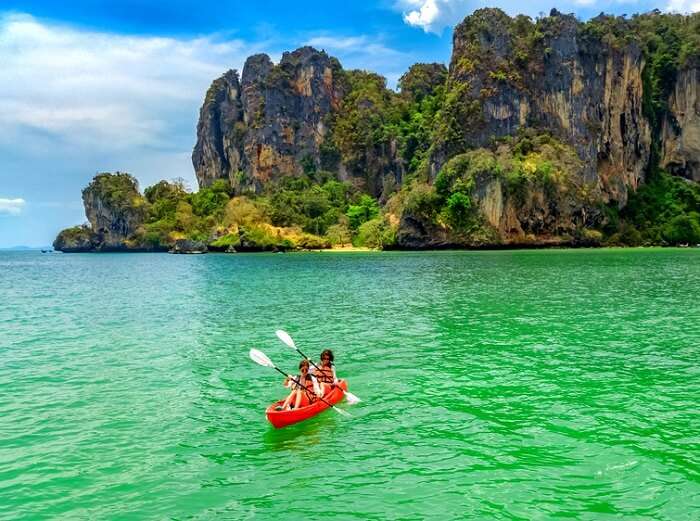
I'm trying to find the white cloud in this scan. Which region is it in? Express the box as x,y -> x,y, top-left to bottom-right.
0,13 -> 411,172
0,198 -> 26,215
403,0 -> 442,31
0,13 -> 265,153
666,0 -> 700,12
398,0 -> 473,34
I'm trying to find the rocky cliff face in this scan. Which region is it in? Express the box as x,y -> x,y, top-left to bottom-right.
434,9 -> 650,205
662,62 -> 700,182
395,133 -> 598,249
192,70 -> 243,188
193,47 -> 345,192
192,10 -> 661,209
53,225 -> 97,253
188,8 -> 697,249
54,173 -> 150,252
82,173 -> 146,248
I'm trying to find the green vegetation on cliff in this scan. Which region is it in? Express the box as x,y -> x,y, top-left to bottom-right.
386,132 -> 589,246
57,171 -> 393,251
53,225 -> 95,252
608,173 -> 700,246
326,63 -> 446,189
56,9 -> 700,252
70,159 -> 695,253
85,173 -> 147,212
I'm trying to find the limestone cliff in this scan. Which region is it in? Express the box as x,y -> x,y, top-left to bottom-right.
391,9 -> 660,247
53,225 -> 98,253
661,61 -> 700,182
82,173 -> 146,247
193,47 -> 345,192
172,9 -> 698,250
395,133 -> 600,249
433,9 -> 650,205
54,173 -> 151,252
192,70 -> 243,188
55,9 -> 699,252
192,13 -> 658,212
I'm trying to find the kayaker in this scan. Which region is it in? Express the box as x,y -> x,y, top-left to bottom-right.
312,349 -> 338,395
279,360 -> 321,410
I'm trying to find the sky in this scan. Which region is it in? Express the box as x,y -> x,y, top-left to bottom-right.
1,0 -> 697,247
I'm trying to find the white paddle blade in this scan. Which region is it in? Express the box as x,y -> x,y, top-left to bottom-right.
343,391 -> 361,405
333,406 -> 352,418
275,329 -> 297,350
249,348 -> 275,368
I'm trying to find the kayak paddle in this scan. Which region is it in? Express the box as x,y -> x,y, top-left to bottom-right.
275,329 -> 361,405
249,348 -> 351,417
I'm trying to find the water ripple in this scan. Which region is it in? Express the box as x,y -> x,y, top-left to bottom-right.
1,249 -> 699,519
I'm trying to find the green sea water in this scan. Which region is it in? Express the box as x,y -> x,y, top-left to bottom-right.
1,249 -> 700,519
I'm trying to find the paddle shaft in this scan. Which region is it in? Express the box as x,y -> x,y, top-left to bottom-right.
276,331 -> 355,401
292,346 -> 346,396
294,346 -> 321,372
271,366 -> 343,412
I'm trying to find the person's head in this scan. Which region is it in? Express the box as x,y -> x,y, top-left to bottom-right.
320,349 -> 334,366
299,359 -> 310,374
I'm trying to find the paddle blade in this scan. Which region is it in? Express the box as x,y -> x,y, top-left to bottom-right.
249,348 -> 275,368
343,391 -> 361,405
275,329 -> 297,350
332,406 -> 352,418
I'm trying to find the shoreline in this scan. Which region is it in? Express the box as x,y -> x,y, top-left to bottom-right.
46,243 -> 700,254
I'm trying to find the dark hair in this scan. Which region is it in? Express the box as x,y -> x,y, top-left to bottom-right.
299,359 -> 310,370
320,349 -> 334,363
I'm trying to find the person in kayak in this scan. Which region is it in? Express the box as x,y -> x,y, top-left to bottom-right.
312,349 -> 338,396
279,360 -> 321,410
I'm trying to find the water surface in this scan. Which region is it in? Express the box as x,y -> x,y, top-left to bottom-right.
1,249 -> 699,519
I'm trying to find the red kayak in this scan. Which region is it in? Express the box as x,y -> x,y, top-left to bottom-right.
266,380 -> 348,428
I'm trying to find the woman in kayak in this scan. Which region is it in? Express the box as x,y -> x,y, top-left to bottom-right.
280,360 -> 321,410
313,349 -> 338,395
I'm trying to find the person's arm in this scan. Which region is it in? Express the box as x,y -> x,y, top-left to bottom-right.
332,365 -> 338,384
284,375 -> 293,389
311,375 -> 322,396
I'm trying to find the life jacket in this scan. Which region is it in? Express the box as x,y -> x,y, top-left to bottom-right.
315,364 -> 335,384
291,374 -> 318,403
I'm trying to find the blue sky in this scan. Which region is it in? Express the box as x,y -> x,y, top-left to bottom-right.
1,0 -> 694,247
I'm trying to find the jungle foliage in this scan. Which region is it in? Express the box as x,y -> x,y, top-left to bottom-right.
58,10 -> 700,251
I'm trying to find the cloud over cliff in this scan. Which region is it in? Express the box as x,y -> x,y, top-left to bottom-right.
0,13 -> 260,153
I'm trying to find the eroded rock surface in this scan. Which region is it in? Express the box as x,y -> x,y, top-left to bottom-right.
193,47 -> 345,192
81,173 -> 146,248
434,9 -> 651,206
662,62 -> 700,181
54,173 -> 153,252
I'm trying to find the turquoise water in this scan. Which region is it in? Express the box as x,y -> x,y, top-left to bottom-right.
1,249 -> 699,519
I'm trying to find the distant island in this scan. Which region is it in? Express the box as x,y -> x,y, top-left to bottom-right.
54,8 -> 700,253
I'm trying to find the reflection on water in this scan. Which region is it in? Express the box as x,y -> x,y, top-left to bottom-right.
262,415 -> 334,453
